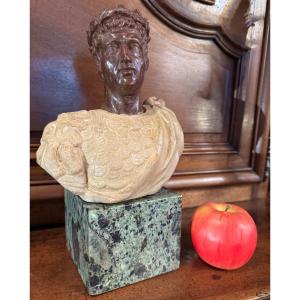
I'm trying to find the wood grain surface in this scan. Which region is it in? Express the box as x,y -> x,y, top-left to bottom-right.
30,197 -> 270,299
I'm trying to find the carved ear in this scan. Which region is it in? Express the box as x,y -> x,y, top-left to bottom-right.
95,54 -> 104,80
95,53 -> 102,67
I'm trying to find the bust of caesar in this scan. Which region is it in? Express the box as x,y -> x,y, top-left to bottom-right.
36,6 -> 184,203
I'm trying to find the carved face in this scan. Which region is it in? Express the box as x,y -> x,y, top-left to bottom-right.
97,30 -> 149,96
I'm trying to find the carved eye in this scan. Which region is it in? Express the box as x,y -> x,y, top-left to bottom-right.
129,42 -> 141,54
105,42 -> 119,54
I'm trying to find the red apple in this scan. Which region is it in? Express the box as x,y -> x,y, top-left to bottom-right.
191,202 -> 257,270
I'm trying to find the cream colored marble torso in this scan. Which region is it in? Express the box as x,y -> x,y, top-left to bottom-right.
36,97 -> 184,203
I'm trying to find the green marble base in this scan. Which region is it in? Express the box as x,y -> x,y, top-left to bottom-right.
64,189 -> 182,295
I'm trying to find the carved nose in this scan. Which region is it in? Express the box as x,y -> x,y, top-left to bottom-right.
120,44 -> 131,62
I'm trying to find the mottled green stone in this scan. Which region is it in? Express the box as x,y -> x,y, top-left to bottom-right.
64,188 -> 182,295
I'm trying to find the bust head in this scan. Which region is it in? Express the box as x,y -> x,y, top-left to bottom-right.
87,6 -> 150,112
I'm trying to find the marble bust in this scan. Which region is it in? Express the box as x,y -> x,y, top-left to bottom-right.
36,6 -> 184,203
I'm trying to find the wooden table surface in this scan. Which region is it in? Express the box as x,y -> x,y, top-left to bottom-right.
30,198 -> 270,300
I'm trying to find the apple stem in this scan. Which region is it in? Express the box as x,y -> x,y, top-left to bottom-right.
225,205 -> 231,212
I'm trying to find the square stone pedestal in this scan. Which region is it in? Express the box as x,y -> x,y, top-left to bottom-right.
64,189 -> 182,295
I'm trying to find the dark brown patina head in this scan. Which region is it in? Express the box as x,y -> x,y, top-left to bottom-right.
87,6 -> 150,114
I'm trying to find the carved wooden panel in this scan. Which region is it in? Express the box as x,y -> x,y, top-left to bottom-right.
30,0 -> 269,227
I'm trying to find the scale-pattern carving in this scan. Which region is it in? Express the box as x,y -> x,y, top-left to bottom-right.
36,97 -> 184,203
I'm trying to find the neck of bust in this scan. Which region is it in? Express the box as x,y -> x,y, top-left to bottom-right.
102,88 -> 144,115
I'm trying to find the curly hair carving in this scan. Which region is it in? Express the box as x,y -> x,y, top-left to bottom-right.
87,6 -> 150,59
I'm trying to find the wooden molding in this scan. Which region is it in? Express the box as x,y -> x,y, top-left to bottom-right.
31,184 -> 64,202
183,142 -> 237,155
142,0 -> 249,58
166,170 -> 260,189
250,1 -> 270,177
194,0 -> 215,5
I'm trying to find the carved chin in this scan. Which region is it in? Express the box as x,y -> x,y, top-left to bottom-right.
118,78 -> 137,86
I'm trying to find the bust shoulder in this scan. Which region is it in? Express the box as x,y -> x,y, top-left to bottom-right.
57,110 -> 92,128
40,110 -> 93,147
144,96 -> 166,108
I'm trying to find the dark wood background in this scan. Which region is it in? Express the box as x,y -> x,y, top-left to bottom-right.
30,0 -> 270,228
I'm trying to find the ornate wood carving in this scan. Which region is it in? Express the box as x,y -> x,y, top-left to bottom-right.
142,0 -> 249,58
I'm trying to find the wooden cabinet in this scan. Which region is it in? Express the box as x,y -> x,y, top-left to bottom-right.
30,0 -> 270,227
